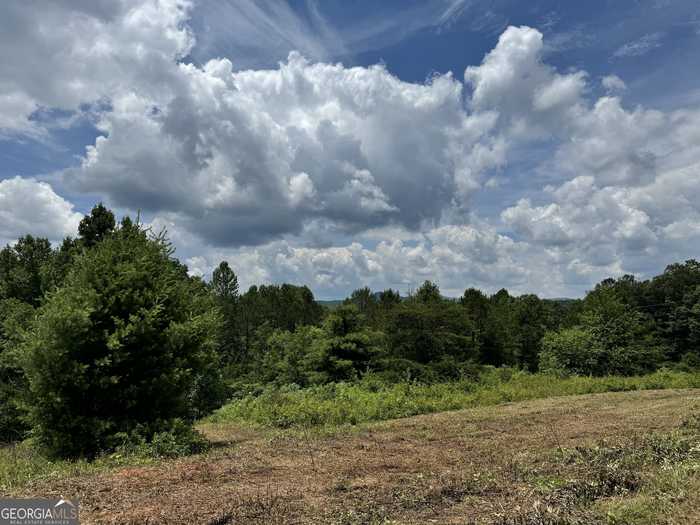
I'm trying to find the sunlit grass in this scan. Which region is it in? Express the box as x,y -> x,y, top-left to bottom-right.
208,369 -> 700,429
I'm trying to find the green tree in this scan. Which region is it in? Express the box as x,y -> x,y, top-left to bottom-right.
460,288 -> 490,356
212,261 -> 239,300
0,299 -> 34,442
541,297 -> 667,377
514,294 -> 548,371
211,261 -> 242,364
347,287 -> 377,317
647,260 -> 700,359
23,223 -> 221,458
480,289 -> 521,367
258,306 -> 384,385
0,235 -> 53,306
41,237 -> 80,294
539,327 -> 601,376
238,283 -> 323,357
78,202 -> 116,247
387,301 -> 478,371
414,280 -> 442,304
673,285 -> 700,358
318,305 -> 385,382
378,289 -> 401,310
264,325 -> 326,386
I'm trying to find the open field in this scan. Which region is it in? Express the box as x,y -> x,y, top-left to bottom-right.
4,388 -> 699,524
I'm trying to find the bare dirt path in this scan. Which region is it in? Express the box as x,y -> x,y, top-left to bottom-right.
15,389 -> 700,524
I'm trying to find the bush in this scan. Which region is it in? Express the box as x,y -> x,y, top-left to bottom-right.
22,225 -> 221,458
208,370 -> 700,429
114,419 -> 210,459
539,327 -> 602,376
0,299 -> 34,442
540,323 -> 667,377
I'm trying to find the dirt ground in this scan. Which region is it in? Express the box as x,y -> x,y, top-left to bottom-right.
13,389 -> 700,524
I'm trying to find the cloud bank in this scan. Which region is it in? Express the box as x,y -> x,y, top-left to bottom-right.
1,2 -> 699,298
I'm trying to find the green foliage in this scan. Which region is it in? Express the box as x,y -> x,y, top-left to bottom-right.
40,237 -> 80,293
249,306 -> 385,387
542,290 -> 668,376
540,321 -> 667,377
22,224 -> 222,458
0,299 -> 34,442
378,289 -> 401,309
113,418 -> 210,459
319,305 -> 385,381
211,261 -> 239,300
208,370 -> 700,429
540,327 -> 601,375
210,261 -> 242,365
239,283 -> 323,348
0,235 -> 53,305
514,294 -> 549,371
414,280 -> 442,304
263,325 -> 327,386
592,261 -> 700,361
345,287 -> 401,329
346,287 -> 376,315
77,202 -> 115,248
388,300 -> 478,366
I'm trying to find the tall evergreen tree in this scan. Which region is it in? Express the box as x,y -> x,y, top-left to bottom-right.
23,223 -> 221,458
78,202 -> 116,247
211,261 -> 239,301
211,261 -> 241,364
414,280 -> 441,304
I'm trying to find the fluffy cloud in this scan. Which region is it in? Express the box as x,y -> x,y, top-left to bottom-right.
465,26 -> 587,137
601,75 -> 627,93
64,25 -> 604,249
66,52 -> 505,245
0,177 -> 82,244
502,162 -> 700,278
0,0 -> 193,135
2,4 -> 700,298
176,222 -> 545,299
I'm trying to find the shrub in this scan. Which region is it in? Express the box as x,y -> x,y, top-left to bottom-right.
0,299 -> 34,442
539,327 -> 602,376
540,322 -> 667,377
208,370 -> 700,429
22,225 -> 221,458
114,418 -> 210,459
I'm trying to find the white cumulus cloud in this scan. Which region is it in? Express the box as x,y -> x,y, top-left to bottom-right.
1,3 -> 700,298
0,177 -> 82,244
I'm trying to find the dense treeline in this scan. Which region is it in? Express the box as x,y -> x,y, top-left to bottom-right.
0,203 -> 698,457
224,268 -> 698,389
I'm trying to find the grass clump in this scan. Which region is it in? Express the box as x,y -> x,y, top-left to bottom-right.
208,370 -> 700,429
0,441 -> 157,493
546,429 -> 700,524
0,420 -> 208,493
113,418 -> 210,459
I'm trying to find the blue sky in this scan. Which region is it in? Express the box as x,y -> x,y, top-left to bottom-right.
1,0 -> 699,299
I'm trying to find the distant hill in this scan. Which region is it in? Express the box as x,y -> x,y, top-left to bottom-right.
317,299 -> 344,310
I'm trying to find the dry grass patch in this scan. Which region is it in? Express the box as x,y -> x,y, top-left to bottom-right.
5,389 -> 699,524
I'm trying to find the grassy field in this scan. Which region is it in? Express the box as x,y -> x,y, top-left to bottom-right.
3,388 -> 698,524
2,372 -> 699,524
209,369 -> 700,428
